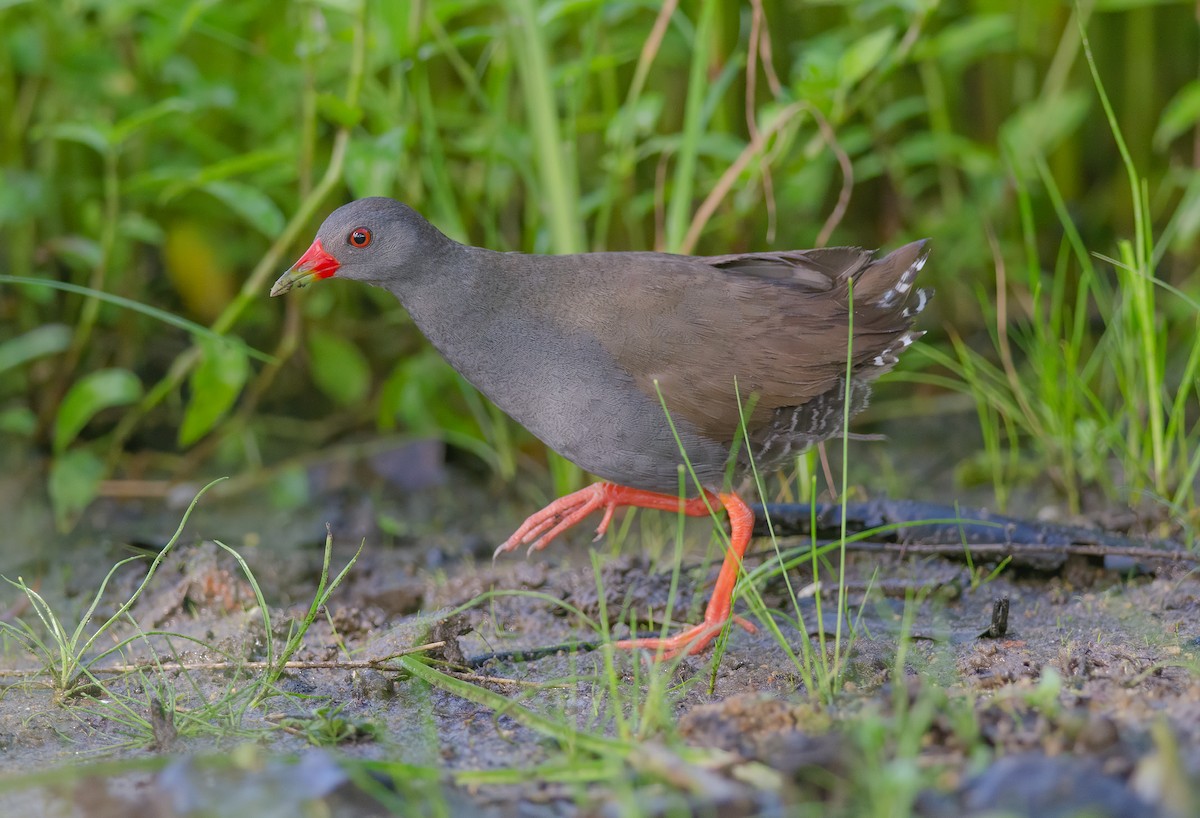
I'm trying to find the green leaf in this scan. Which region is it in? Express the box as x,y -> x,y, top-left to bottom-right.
344,128 -> 405,199
839,27 -> 897,88
158,149 -> 292,203
40,122 -> 112,155
269,465 -> 310,510
54,368 -> 143,453
0,275 -> 275,364
1167,172 -> 1200,252
49,447 -> 107,531
307,328 -> 371,406
1155,80 -> 1200,149
0,323 -> 71,376
119,211 -> 166,244
110,97 -> 193,145
0,407 -> 36,437
312,0 -> 361,12
202,180 -> 285,239
604,94 -> 663,146
378,350 -> 473,437
45,236 -> 103,272
179,339 -> 250,446
317,93 -> 363,129
0,168 -> 44,227
1000,90 -> 1090,176
915,15 -> 1015,69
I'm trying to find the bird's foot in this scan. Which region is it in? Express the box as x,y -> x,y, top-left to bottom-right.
494,483 -> 617,559
494,483 -> 715,559
494,484 -> 757,661
615,615 -> 757,660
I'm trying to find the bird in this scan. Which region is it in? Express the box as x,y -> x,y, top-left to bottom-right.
271,197 -> 931,659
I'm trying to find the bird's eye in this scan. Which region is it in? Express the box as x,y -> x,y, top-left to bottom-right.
348,228 -> 372,248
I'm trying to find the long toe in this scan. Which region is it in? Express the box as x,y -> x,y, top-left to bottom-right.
614,620 -> 731,661
494,483 -> 611,559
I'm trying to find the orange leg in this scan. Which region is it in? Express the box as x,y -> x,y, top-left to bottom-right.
494,482 -> 757,659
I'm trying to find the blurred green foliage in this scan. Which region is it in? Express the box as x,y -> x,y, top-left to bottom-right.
0,0 -> 1197,525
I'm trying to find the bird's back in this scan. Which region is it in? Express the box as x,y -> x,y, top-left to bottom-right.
397,241 -> 930,494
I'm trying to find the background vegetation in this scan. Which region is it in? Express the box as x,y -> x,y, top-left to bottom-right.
0,3 -> 1198,815
1,0 -> 1197,530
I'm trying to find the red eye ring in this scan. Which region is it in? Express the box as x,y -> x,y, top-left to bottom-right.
349,227 -> 372,248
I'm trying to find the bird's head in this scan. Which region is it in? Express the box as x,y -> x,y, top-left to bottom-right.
270,198 -> 434,296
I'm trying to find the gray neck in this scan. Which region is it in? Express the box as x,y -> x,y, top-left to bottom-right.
377,242 -> 528,385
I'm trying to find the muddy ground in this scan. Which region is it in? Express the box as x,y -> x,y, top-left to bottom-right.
0,425 -> 1196,817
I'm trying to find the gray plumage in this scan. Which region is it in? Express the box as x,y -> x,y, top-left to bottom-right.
272,197 -> 932,494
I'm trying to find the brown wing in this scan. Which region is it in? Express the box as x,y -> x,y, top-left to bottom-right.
592,242 -> 929,444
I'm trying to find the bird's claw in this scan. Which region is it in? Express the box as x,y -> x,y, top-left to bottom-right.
494,483 -> 615,561
615,614 -> 755,660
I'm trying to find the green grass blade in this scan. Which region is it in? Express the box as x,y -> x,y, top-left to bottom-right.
0,276 -> 274,364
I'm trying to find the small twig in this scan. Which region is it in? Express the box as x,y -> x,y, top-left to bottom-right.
810,105 -> 854,248
97,433 -> 423,504
816,440 -> 838,501
626,0 -> 678,116
746,0 -> 779,242
979,597 -> 1010,639
464,640 -> 604,667
654,149 -> 672,251
95,479 -> 172,498
679,101 -> 804,254
0,641 -> 446,681
758,538 -> 1197,565
440,669 -> 567,689
987,222 -> 1044,438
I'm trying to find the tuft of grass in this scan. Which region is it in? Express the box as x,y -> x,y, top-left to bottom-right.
0,478 -> 223,698
277,703 -> 383,747
0,479 -> 364,752
924,21 -> 1200,520
240,523 -> 363,707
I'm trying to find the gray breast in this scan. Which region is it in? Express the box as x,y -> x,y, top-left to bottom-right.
433,308 -> 735,494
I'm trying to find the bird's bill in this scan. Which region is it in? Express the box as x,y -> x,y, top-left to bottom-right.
270,239 -> 340,296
